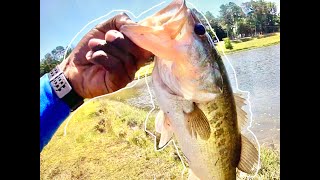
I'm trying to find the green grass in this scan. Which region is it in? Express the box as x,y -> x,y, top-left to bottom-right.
41,95 -> 279,180
40,97 -> 185,180
216,33 -> 280,54
134,62 -> 155,80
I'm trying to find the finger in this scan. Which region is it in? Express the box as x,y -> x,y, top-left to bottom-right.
86,31 -> 123,62
95,13 -> 136,33
90,42 -> 137,81
87,31 -> 137,80
109,32 -> 153,69
88,38 -> 106,49
89,53 -> 131,91
105,30 -> 124,42
82,66 -> 110,97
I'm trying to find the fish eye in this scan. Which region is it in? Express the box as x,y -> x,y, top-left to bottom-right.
194,23 -> 206,35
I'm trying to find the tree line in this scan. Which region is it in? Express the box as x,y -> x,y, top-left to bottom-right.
40,0 -> 279,76
40,46 -> 73,77
194,0 -> 280,40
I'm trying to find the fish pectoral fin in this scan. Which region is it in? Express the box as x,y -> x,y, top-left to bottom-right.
188,169 -> 200,180
185,103 -> 211,140
237,134 -> 259,174
155,110 -> 165,133
234,93 -> 249,130
158,127 -> 173,149
157,114 -> 173,149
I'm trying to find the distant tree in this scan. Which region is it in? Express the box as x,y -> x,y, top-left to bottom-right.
40,45 -> 74,77
204,11 -> 227,40
275,12 -> 280,31
219,2 -> 245,39
237,19 -> 252,37
265,2 -> 278,33
51,46 -> 65,61
205,11 -> 215,22
241,0 -> 280,34
190,9 -> 227,41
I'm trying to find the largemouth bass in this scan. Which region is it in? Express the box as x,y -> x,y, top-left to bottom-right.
120,0 -> 259,179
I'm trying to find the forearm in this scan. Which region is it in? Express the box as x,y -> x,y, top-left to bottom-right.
40,74 -> 71,152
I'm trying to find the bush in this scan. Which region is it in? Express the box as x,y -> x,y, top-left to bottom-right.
223,37 -> 233,50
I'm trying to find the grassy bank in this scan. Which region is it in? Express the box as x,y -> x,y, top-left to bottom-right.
134,33 -> 280,79
40,96 -> 280,180
216,33 -> 280,54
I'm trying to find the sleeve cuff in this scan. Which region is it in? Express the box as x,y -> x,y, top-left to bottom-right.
40,74 -> 71,152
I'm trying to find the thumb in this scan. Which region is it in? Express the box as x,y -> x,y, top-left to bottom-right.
95,13 -> 136,33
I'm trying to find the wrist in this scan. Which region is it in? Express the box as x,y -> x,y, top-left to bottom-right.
58,57 -> 84,97
48,64 -> 84,111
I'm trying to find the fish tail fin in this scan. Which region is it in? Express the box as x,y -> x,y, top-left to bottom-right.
237,134 -> 259,174
234,93 -> 249,130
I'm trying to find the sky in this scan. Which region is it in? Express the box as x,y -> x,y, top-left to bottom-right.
40,0 -> 280,60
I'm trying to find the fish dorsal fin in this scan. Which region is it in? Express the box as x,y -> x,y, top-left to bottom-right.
234,93 -> 248,130
155,111 -> 173,149
237,134 -> 259,174
184,103 -> 211,140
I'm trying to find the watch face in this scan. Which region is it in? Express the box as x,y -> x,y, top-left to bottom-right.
48,67 -> 60,79
49,69 -> 72,99
48,66 -> 83,110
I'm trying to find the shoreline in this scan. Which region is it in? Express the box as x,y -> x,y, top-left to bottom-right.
215,33 -> 280,55
218,41 -> 280,55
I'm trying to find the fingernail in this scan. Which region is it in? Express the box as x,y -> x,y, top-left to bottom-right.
105,30 -> 124,42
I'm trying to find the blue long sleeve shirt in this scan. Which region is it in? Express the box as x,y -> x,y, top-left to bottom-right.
40,74 -> 71,152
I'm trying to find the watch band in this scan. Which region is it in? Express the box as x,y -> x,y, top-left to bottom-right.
48,66 -> 84,111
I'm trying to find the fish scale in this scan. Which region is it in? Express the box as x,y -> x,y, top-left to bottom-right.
195,84 -> 241,179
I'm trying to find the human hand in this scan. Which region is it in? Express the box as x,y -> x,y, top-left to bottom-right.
58,13 -> 153,98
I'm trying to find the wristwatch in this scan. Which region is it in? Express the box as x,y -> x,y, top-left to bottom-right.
48,66 -> 84,111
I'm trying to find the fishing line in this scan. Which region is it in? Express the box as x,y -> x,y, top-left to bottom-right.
186,1 -> 261,178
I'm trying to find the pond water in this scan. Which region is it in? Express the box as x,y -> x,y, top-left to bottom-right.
224,44 -> 280,146
119,44 -> 280,147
